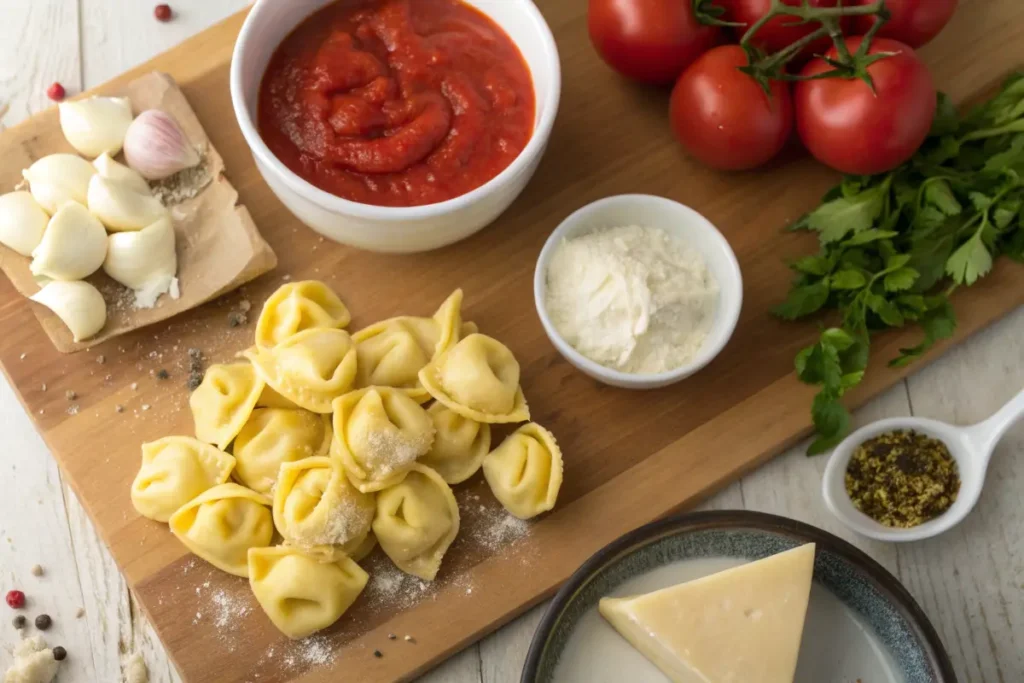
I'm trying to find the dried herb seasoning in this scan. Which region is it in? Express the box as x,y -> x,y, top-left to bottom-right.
845,429 -> 960,528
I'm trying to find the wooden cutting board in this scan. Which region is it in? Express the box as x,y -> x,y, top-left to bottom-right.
1,1 -> 1022,681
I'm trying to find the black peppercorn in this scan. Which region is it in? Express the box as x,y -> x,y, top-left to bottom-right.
35,614 -> 52,630
373,649 -> 383,658
12,615 -> 27,629
52,646 -> 67,661
156,369 -> 170,380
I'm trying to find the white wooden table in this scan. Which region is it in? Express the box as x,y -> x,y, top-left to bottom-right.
1,2 -> 1021,682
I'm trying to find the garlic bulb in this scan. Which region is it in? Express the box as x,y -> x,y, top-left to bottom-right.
104,216 -> 177,308
87,174 -> 167,232
30,202 -> 108,281
58,96 -> 133,157
22,154 -> 96,214
123,109 -> 201,180
0,191 -> 49,257
30,280 -> 107,342
94,152 -> 151,195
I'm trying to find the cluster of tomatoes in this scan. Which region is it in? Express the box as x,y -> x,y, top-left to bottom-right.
588,0 -> 958,174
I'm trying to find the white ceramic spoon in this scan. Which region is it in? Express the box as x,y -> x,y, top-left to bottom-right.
822,388 -> 1024,542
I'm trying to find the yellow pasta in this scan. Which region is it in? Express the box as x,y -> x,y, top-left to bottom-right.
483,423 -> 563,520
419,403 -> 491,484
373,464 -> 459,581
419,333 -> 529,423
189,363 -> 264,450
169,483 -> 273,577
331,387 -> 435,493
232,409 -> 331,494
272,456 -> 375,557
249,545 -> 368,639
255,280 -> 351,348
245,328 -> 357,413
352,289 -> 464,400
130,436 -> 235,522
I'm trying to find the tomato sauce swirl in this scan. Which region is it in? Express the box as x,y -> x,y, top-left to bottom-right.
258,0 -> 535,207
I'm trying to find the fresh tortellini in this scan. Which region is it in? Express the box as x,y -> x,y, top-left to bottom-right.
373,464 -> 460,581
331,387 -> 435,493
130,436 -> 235,522
419,333 -> 529,424
273,456 -> 375,557
245,328 -> 357,413
248,545 -> 368,640
419,403 -> 491,484
169,483 -> 273,577
189,363 -> 264,450
483,423 -> 563,520
255,280 -> 351,348
232,409 -> 331,494
352,289 -> 464,400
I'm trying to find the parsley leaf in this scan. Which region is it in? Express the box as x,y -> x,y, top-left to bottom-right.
773,281 -> 830,320
807,186 -> 886,244
946,230 -> 993,285
884,267 -> 919,292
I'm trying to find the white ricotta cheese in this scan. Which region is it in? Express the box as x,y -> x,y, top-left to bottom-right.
545,225 -> 718,374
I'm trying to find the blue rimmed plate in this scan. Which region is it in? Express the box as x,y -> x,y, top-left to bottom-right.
522,510 -> 955,683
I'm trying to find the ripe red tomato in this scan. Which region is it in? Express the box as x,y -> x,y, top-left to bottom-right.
853,0 -> 957,49
718,0 -> 842,57
588,0 -> 722,85
794,37 -> 936,175
670,45 -> 793,170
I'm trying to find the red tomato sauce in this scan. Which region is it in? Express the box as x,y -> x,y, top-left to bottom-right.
257,0 -> 535,207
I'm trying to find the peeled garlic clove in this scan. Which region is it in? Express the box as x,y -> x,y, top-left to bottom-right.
87,174 -> 167,232
94,152 -> 151,195
104,216 -> 177,307
30,280 -> 107,342
30,202 -> 107,281
0,191 -> 49,257
123,109 -> 201,181
59,96 -> 133,157
22,154 -> 96,214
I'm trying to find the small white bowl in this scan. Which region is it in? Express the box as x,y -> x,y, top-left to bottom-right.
230,0 -> 560,254
534,194 -> 743,389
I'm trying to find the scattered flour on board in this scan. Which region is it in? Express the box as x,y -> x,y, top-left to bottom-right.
363,556 -> 433,612
211,588 -> 253,628
258,635 -> 337,673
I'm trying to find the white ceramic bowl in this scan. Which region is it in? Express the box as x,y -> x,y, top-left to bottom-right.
534,194 -> 743,389
230,0 -> 561,254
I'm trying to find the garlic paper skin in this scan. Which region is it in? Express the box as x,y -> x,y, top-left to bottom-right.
87,174 -> 167,232
0,191 -> 49,257
94,152 -> 151,195
22,154 -> 96,214
123,109 -> 201,180
30,280 -> 107,341
30,202 -> 107,281
104,216 -> 178,308
58,96 -> 133,157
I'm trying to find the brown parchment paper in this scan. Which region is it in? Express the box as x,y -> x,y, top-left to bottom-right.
0,72 -> 277,353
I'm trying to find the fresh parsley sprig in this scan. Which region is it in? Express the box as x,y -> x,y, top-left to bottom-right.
777,73 -> 1024,454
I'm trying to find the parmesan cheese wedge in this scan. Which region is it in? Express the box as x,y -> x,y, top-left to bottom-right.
599,543 -> 816,683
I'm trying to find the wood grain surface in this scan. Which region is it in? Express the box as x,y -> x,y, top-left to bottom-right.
0,1 -> 1022,682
